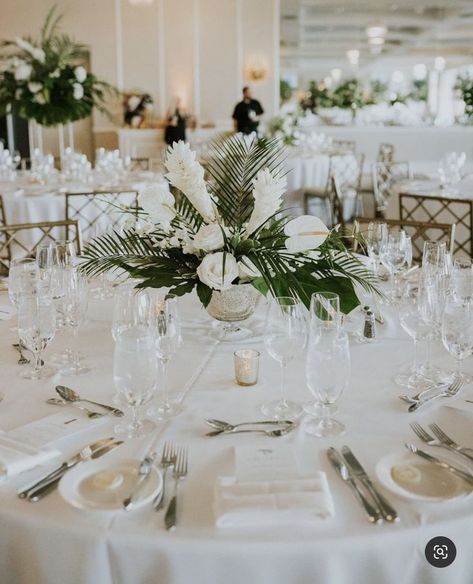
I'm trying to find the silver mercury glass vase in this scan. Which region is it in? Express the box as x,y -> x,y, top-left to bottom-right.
205,284 -> 260,339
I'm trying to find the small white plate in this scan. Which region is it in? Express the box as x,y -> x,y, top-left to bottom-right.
59,457 -> 162,514
375,450 -> 473,504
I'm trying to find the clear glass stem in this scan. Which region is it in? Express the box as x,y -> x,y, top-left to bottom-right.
319,403 -> 330,429
456,358 -> 462,379
160,358 -> 168,405
33,349 -> 42,377
280,362 -> 287,405
129,404 -> 142,431
412,339 -> 418,372
72,326 -> 80,369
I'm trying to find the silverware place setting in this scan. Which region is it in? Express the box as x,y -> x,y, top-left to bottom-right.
398,376 -> 463,412
204,418 -> 296,437
154,441 -> 177,511
46,398 -> 105,419
55,385 -> 124,418
164,446 -> 188,531
404,443 -> 473,487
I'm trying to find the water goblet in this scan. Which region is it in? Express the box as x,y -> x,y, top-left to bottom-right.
366,222 -> 387,278
442,297 -> 473,385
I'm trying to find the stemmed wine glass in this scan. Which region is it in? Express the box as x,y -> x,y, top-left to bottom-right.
8,258 -> 39,343
112,283 -> 152,341
60,270 -> 90,375
113,327 -> 158,438
305,330 -> 350,437
17,292 -> 56,379
452,258 -> 473,305
261,296 -> 307,420
36,243 -> 57,292
380,230 -> 410,302
149,294 -> 182,420
366,222 -> 387,278
442,297 -> 473,385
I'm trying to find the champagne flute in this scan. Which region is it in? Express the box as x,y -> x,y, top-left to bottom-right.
442,298 -> 473,384
113,327 -> 158,438
452,258 -> 473,305
305,331 -> 350,437
17,293 -> 56,379
261,296 -> 307,420
149,294 -> 182,420
380,230 -> 408,302
366,222 -> 387,278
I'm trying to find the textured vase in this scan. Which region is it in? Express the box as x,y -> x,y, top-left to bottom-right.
206,283 -> 260,323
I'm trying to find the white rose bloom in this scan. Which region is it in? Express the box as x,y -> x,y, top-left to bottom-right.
28,82 -> 42,94
73,83 -> 84,100
33,93 -> 46,105
192,223 -> 224,252
196,252 -> 239,291
14,62 -> 32,81
284,215 -> 329,253
165,141 -> 215,221
138,183 -> 176,229
50,69 -> 60,78
238,256 -> 261,281
74,66 -> 87,83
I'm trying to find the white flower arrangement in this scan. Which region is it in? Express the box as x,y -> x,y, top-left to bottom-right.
82,134 -> 373,312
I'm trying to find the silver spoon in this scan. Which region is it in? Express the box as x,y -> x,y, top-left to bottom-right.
55,385 -> 124,417
46,398 -> 104,419
206,418 -> 294,431
206,425 -> 295,438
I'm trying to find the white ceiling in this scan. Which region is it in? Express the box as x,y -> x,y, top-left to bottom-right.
281,0 -> 473,75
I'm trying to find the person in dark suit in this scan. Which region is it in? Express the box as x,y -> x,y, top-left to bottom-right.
164,97 -> 187,145
232,87 -> 264,135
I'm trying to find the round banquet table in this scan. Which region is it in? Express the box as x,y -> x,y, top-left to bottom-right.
1,289 -> 473,584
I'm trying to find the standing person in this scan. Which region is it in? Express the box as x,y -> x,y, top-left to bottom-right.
232,87 -> 264,135
164,97 -> 187,145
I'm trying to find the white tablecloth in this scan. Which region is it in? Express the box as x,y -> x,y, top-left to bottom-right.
1,291 -> 473,584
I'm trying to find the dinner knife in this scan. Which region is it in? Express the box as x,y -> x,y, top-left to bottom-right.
405,444 -> 473,486
17,436 -> 116,499
341,446 -> 399,523
327,448 -> 382,524
26,440 -> 123,502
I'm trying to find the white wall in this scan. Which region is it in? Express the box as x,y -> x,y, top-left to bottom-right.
0,0 -> 279,157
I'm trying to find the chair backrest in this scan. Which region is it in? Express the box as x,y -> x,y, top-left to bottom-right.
353,217 -> 455,262
329,152 -> 364,191
330,176 -> 345,231
0,219 -> 82,274
332,139 -> 356,153
0,194 -> 6,229
130,157 -> 151,171
377,143 -> 395,165
372,161 -> 412,211
399,192 -> 472,257
65,190 -> 139,242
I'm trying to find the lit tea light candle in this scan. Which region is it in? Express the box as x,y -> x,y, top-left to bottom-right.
234,349 -> 260,386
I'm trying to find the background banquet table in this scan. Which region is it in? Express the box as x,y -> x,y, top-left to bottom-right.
1,290 -> 473,584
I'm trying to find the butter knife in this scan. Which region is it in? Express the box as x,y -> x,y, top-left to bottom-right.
327,448 -> 382,524
341,446 -> 399,523
405,444 -> 473,486
27,440 -> 123,502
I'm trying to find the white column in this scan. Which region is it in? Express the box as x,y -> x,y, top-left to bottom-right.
114,0 -> 125,90
6,113 -> 15,151
192,0 -> 201,121
272,0 -> 280,115
157,0 -> 166,118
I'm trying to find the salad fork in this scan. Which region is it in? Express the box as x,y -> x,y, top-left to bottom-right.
410,422 -> 473,464
154,441 -> 176,511
164,446 -> 188,531
429,423 -> 473,461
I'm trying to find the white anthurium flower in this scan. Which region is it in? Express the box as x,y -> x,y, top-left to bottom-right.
196,252 -> 239,291
238,256 -> 261,281
164,141 -> 215,221
74,66 -> 87,83
284,215 -> 329,253
14,62 -> 32,81
192,223 -> 224,252
28,81 -> 42,94
73,83 -> 84,100
138,183 -> 176,229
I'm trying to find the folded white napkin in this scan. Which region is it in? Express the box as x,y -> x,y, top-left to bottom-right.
0,435 -> 59,479
214,472 -> 334,528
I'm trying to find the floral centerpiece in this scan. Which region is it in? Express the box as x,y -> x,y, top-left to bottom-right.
81,134 -> 373,316
0,8 -> 113,126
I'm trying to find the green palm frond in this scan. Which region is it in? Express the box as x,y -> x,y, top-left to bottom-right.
206,134 -> 285,228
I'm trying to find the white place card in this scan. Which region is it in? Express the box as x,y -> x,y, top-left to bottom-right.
234,445 -> 300,482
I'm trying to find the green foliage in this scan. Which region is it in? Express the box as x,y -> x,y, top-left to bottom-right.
280,79 -> 293,103
0,6 -> 116,126
408,79 -> 428,103
456,75 -> 473,119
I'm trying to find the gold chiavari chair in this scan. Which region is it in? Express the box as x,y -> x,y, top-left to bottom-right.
129,157 -> 151,171
353,217 -> 455,263
377,143 -> 395,165
399,192 -> 472,257
372,161 -> 412,216
0,194 -> 8,266
64,190 -> 139,241
332,139 -> 356,153
0,219 -> 82,275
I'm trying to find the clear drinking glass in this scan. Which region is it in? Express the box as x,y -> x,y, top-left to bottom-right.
8,258 -> 38,307
380,230 -> 409,302
305,331 -> 350,437
261,296 -> 307,420
452,258 -> 473,305
60,270 -> 90,375
366,222 -> 388,277
36,243 -> 57,291
55,240 -> 76,268
442,298 -> 473,384
113,327 -> 158,438
149,294 -> 182,420
112,284 -> 152,341
422,241 -> 451,278
17,293 -> 56,379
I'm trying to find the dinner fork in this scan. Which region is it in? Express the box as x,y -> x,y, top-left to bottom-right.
429,423 -> 473,462
407,377 -> 463,412
164,446 -> 188,531
153,441 -> 176,511
410,422 -> 473,464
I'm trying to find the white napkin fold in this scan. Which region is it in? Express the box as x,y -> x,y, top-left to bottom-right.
214,472 -> 334,528
0,435 -> 59,479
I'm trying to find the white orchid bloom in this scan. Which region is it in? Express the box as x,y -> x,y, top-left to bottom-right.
138,183 -> 176,230
284,215 -> 329,253
196,252 -> 239,291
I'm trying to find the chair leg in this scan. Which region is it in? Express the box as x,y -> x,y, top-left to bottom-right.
303,192 -> 310,215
